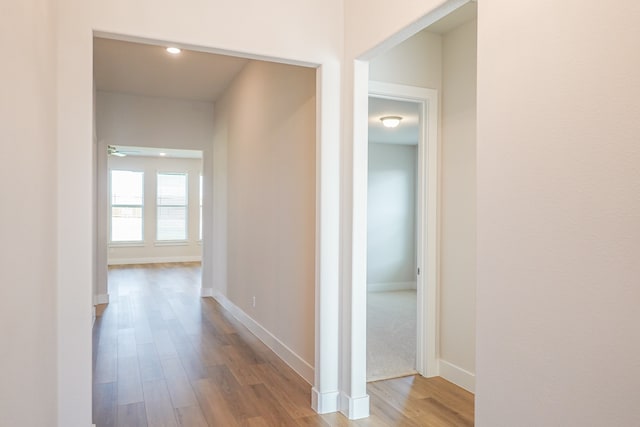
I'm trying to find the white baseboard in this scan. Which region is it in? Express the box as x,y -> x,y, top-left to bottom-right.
312,388 -> 340,414
439,359 -> 475,393
339,392 -> 370,420
367,281 -> 417,292
108,255 -> 202,266
200,287 -> 214,297
210,291 -> 314,384
93,294 -> 109,305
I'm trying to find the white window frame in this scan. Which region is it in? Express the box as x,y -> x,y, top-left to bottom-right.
109,169 -> 145,246
156,171 -> 189,243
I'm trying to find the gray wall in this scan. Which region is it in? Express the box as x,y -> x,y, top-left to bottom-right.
367,143 -> 417,289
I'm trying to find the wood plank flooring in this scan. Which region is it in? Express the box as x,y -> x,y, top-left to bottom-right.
93,263 -> 474,426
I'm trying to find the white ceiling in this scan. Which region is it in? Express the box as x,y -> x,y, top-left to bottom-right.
368,97 -> 420,145
94,38 -> 249,102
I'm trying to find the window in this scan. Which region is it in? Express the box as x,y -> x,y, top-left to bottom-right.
199,174 -> 203,240
110,170 -> 144,242
157,172 -> 188,240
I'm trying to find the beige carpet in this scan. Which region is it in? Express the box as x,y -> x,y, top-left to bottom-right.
367,290 -> 417,382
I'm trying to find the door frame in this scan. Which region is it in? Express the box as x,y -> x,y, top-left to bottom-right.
368,81 -> 440,377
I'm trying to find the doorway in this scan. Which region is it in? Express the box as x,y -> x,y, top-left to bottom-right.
103,145 -> 203,277
366,83 -> 439,382
92,36 -> 246,305
92,35 -> 328,422
366,96 -> 419,381
350,0 -> 477,417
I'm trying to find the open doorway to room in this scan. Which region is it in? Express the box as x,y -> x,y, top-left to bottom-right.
366,97 -> 421,381
91,36 -> 321,425
361,0 -> 477,398
92,36 -> 248,306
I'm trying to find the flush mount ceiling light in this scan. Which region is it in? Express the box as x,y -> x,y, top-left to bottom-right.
380,116 -> 402,128
166,47 -> 181,55
159,152 -> 167,156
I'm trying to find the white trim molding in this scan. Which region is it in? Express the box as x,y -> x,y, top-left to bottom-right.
200,287 -> 214,298
439,359 -> 475,393
367,281 -> 417,292
93,294 -> 109,305
107,255 -> 202,265
312,388 -> 340,414
368,81 -> 440,380
313,62 -> 342,418
211,291 -> 314,384
340,392 -> 370,420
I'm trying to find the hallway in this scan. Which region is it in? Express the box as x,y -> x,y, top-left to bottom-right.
93,263 -> 473,426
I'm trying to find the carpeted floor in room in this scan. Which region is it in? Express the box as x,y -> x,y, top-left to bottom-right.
367,289 -> 417,382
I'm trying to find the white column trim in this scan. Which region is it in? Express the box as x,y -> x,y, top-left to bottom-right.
93,294 -> 109,305
312,388 -> 340,414
340,392 -> 370,420
312,61 -> 342,414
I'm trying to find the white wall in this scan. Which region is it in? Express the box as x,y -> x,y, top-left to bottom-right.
367,20 -> 477,389
476,1 -> 640,425
370,30 -> 442,91
440,18 -> 477,383
367,143 -> 417,289
106,156 -> 203,264
0,1 -> 58,426
95,91 -> 214,296
213,60 -> 317,373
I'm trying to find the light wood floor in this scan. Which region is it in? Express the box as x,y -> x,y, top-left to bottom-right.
93,263 -> 474,426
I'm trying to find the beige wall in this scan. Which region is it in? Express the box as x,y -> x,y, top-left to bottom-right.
213,60 -> 317,366
440,18 -> 477,377
476,1 -> 640,425
96,91 -> 215,151
369,30 -> 442,90
0,1 -> 58,426
344,0 -> 445,59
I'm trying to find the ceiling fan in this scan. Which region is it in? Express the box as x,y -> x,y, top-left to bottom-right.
107,145 -> 126,157
107,145 -> 141,157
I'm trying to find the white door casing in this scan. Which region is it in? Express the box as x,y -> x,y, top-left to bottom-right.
368,81 -> 440,378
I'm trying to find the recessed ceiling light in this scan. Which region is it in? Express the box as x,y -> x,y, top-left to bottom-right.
166,47 -> 181,55
159,152 -> 167,156
380,116 -> 402,128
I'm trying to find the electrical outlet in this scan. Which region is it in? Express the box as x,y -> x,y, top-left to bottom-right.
252,296 -> 256,308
